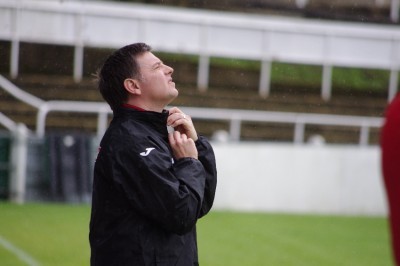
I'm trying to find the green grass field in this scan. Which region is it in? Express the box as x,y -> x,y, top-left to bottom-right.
0,203 -> 393,266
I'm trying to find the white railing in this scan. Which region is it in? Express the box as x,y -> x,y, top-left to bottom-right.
181,107 -> 383,146
0,112 -> 18,132
0,74 -> 383,145
0,75 -> 44,108
36,100 -> 111,139
35,102 -> 383,146
0,0 -> 400,101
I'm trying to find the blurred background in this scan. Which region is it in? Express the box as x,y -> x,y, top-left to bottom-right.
0,0 -> 398,265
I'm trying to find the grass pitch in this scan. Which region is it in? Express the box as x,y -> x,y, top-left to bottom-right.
0,203 -> 393,266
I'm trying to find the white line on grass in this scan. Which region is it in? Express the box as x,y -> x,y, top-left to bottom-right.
0,235 -> 41,266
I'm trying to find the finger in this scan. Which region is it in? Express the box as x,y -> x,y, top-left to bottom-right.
187,138 -> 195,146
168,132 -> 175,145
167,107 -> 186,124
168,107 -> 182,116
173,130 -> 182,143
168,113 -> 188,127
181,133 -> 188,142
167,112 -> 180,126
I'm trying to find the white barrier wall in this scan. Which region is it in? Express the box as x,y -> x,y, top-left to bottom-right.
212,142 -> 387,216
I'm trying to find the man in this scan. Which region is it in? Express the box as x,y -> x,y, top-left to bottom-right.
381,93 -> 400,266
89,43 -> 217,265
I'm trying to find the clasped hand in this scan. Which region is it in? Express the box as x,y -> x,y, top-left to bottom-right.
167,107 -> 198,160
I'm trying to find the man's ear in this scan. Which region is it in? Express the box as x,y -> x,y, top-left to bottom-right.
124,78 -> 141,96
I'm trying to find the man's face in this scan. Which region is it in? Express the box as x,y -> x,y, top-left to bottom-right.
135,52 -> 178,108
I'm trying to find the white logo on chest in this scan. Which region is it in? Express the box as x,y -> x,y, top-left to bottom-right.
140,148 -> 155,157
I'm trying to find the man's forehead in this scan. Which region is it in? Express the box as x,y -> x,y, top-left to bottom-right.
137,52 -> 161,67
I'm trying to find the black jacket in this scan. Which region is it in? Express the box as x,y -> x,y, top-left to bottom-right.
89,107 -> 217,266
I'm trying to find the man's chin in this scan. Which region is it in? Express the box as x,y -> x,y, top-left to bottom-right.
172,88 -> 179,97
166,90 -> 178,104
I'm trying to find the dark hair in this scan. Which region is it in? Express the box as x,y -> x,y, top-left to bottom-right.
97,43 -> 152,110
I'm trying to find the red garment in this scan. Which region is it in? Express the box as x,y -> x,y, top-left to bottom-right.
381,93 -> 400,266
121,103 -> 146,111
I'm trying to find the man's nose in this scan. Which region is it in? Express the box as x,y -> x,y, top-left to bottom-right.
165,65 -> 174,75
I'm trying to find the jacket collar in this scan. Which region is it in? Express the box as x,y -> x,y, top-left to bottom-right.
114,106 -> 169,134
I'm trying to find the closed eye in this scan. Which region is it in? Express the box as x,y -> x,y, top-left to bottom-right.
153,62 -> 162,69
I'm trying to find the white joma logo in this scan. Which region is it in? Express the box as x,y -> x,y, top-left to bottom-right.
140,148 -> 155,157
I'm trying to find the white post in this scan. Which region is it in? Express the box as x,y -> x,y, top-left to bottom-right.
9,123 -> 28,204
229,118 -> 241,141
197,55 -> 209,92
73,9 -> 85,82
322,64 -> 332,101
10,40 -> 19,79
391,0 -> 399,23
73,45 -> 84,83
389,69 -> 398,102
10,1 -> 20,79
294,120 -> 305,144
359,124 -> 369,147
259,60 -> 271,98
198,24 -> 209,92
97,110 -> 108,140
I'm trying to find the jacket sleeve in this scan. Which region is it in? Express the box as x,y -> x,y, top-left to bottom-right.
111,137 -> 207,235
195,136 -> 218,218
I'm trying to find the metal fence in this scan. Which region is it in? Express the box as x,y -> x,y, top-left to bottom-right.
0,74 -> 383,146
